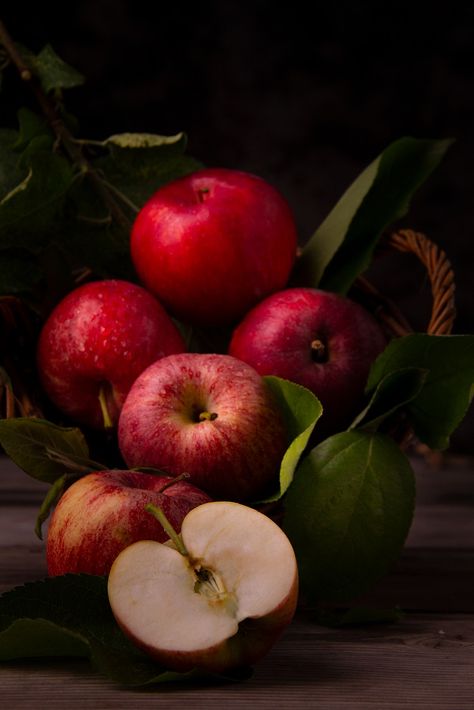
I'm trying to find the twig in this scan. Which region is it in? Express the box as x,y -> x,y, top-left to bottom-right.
0,17 -> 132,233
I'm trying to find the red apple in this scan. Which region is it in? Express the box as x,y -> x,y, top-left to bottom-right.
229,287 -> 387,434
108,501 -> 298,673
130,168 -> 298,326
118,353 -> 287,500
37,279 -> 186,429
46,470 -> 211,576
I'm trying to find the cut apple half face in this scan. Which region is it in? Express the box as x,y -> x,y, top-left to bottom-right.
107,501 -> 298,673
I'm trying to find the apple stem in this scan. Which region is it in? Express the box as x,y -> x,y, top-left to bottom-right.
196,187 -> 209,203
156,472 -> 191,494
198,411 -> 218,421
98,385 -> 114,429
145,503 -> 189,557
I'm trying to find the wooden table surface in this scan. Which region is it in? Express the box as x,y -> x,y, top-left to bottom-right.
1,454 -> 473,708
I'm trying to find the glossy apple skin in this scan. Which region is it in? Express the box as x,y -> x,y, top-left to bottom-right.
130,168 -> 298,326
118,353 -> 288,500
37,279 -> 186,429
46,470 -> 211,576
229,287 -> 387,434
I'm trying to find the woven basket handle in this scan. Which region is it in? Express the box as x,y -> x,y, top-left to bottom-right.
357,229 -> 456,337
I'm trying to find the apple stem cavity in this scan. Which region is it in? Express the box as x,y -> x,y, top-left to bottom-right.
310,338 -> 328,363
196,187 -> 210,203
98,384 -> 114,430
145,503 -> 189,557
198,411 -> 218,422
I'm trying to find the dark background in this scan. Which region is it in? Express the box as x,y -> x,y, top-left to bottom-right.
1,1 -> 473,449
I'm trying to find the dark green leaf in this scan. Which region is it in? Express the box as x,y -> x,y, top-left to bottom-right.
349,367 -> 428,432
0,129 -> 26,200
367,334 -> 474,449
0,251 -> 43,296
0,575 -> 166,685
295,137 -> 453,293
95,131 -> 202,208
283,430 -> 415,602
33,44 -> 85,93
0,618 -> 89,658
14,108 -> 51,152
0,417 -> 105,483
0,151 -> 75,250
260,377 -> 322,502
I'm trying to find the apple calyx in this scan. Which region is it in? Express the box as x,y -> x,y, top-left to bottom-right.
198,410 -> 218,422
145,502 -> 235,611
310,337 -> 328,363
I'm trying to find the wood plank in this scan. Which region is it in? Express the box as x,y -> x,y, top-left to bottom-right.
1,614 -> 473,708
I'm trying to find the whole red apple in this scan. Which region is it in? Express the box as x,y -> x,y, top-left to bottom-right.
37,279 -> 186,429
130,168 -> 298,326
46,470 -> 211,576
229,287 -> 387,434
118,353 -> 288,500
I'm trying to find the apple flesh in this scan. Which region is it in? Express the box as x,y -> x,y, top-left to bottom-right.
46,470 -> 211,576
130,168 -> 298,326
229,287 -> 387,434
37,279 -> 186,429
118,353 -> 288,501
108,501 -> 298,673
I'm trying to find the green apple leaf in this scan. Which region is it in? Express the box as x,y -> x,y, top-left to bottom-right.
294,137 -> 453,293
0,575 -> 252,686
349,366 -> 428,432
104,131 -> 188,152
0,575 -> 168,685
14,108 -> 52,153
0,417 -> 106,483
0,252 -> 43,296
366,334 -> 474,450
260,376 -> 322,502
94,131 -> 202,209
24,44 -> 85,94
0,129 -> 26,199
0,151 -> 75,250
283,430 -> 415,602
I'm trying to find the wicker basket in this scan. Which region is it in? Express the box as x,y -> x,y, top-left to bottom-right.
357,229 -> 456,338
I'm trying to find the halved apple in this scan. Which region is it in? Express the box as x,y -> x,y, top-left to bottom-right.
107,501 -> 298,673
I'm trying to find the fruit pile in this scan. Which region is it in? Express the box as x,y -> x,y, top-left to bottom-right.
27,167 -> 392,672
1,151 -> 472,684
0,30 -> 471,686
